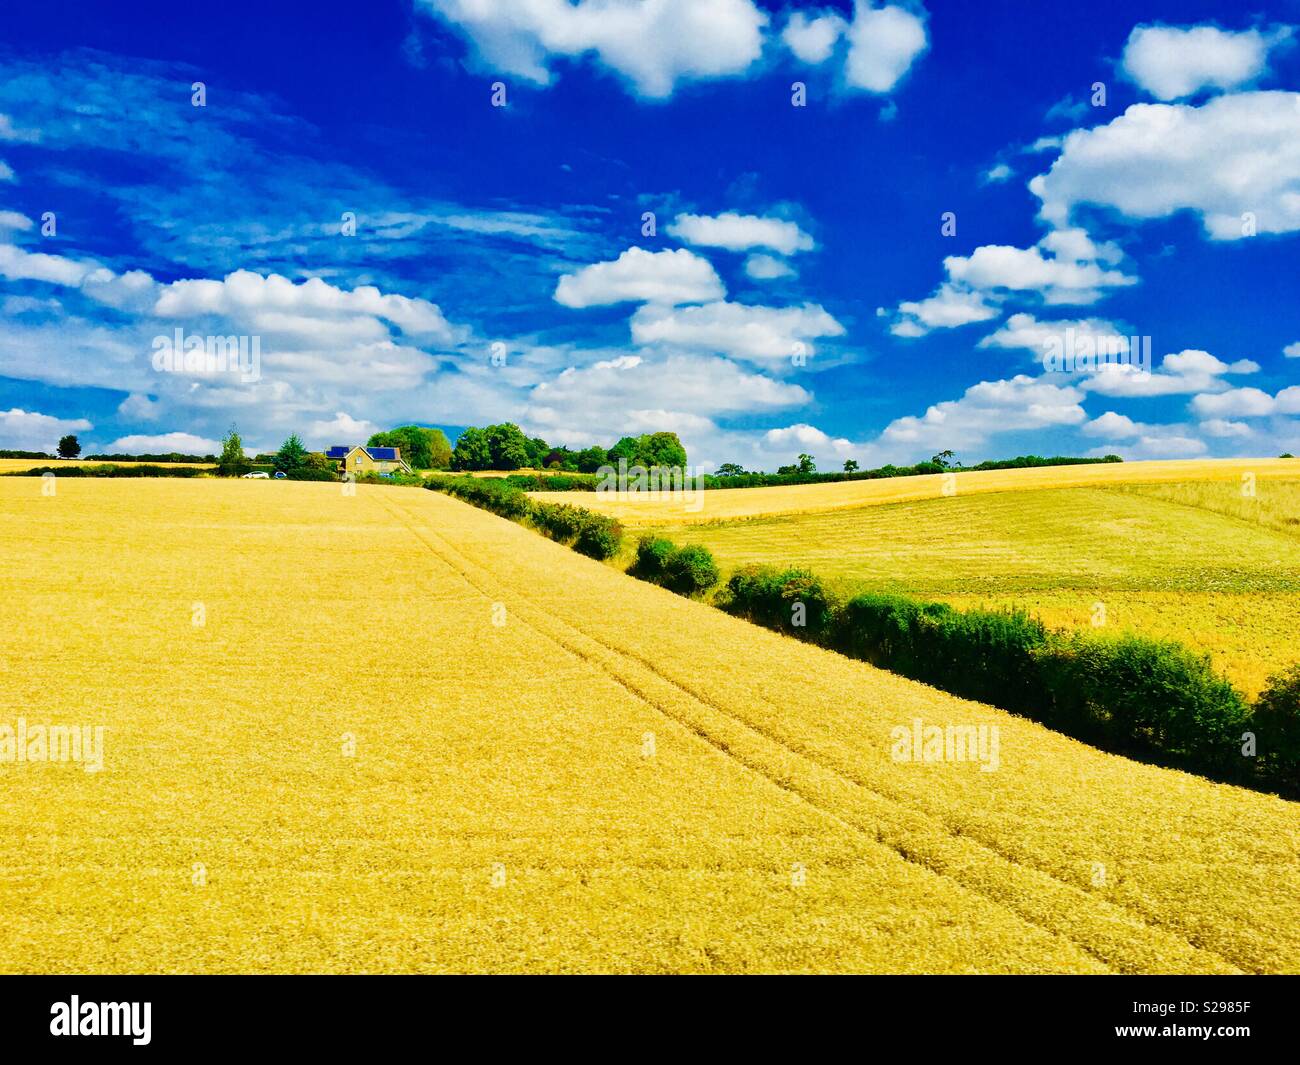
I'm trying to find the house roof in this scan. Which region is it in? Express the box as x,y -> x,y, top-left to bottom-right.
364,446 -> 399,460
325,446 -> 350,458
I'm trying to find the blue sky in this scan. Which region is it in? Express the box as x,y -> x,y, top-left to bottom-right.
1,0 -> 1298,469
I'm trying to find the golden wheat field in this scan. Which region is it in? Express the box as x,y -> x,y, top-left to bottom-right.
538,457 -> 1300,525
0,459 -> 214,474
1,477 -> 1298,974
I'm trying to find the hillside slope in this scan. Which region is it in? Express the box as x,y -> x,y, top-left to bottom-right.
536,457 -> 1300,525
1,479 -> 1296,973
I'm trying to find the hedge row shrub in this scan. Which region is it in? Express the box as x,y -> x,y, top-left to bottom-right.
629,536 -> 720,596
721,565 -> 1289,794
6,464 -> 209,479
427,477 -> 624,560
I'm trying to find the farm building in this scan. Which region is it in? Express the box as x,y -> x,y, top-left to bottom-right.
326,445 -> 413,476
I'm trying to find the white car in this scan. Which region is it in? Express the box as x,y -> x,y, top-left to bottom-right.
241,471 -> 270,479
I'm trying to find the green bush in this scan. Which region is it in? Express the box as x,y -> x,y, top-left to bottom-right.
662,543 -> 720,595
724,567 -> 1262,789
1251,665 -> 1300,791
629,537 -> 719,595
723,565 -> 837,641
572,512 -> 623,560
284,467 -> 339,482
529,501 -> 587,542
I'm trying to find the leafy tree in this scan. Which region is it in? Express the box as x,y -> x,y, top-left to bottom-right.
716,462 -> 745,477
56,434 -> 81,459
525,436 -> 550,469
303,451 -> 330,470
484,423 -> 530,470
368,426 -> 452,470
451,426 -> 492,471
930,450 -> 957,469
843,459 -> 859,473
218,427 -> 249,476
608,436 -> 640,464
798,453 -> 816,474
641,431 -> 687,469
575,445 -> 609,473
274,433 -> 308,472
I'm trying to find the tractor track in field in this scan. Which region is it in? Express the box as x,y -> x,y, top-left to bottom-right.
373,488 -> 1245,975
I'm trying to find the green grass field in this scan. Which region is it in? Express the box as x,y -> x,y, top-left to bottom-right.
635,480 -> 1300,697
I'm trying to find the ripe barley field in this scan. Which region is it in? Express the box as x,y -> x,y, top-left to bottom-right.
537,457 -> 1300,526
608,466 -> 1300,697
0,459 -> 214,474
1,478 -> 1297,974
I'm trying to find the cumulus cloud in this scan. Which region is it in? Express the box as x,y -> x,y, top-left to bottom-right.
1192,385 -> 1300,417
881,374 -> 1087,447
416,0 -> 768,98
117,393 -> 161,421
105,432 -> 221,454
978,312 -> 1133,356
0,407 -> 92,452
1082,410 -> 1140,438
1120,24 -> 1293,101
630,300 -> 845,364
743,253 -> 797,281
762,422 -> 858,459
1081,349 -> 1258,398
1285,341 -> 1300,358
781,11 -> 846,64
1031,91 -> 1300,239
1200,417 -> 1254,438
155,270 -> 454,343
666,212 -> 815,255
890,229 -> 1134,336
308,411 -> 379,446
554,247 -> 724,308
843,2 -> 929,93
982,163 -> 1013,185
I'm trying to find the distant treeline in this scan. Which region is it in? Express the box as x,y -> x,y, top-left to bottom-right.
86,452 -> 217,463
470,453 -> 1124,493
700,453 -> 1123,490
0,449 -> 56,459
6,464 -> 209,478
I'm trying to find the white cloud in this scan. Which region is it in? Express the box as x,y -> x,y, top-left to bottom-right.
155,269 -> 454,343
1082,349 -> 1258,398
1092,433 -> 1207,459
0,407 -> 92,452
630,300 -> 845,364
106,432 -> 222,455
1285,341 -> 1300,358
0,161 -> 13,183
881,374 -> 1087,447
890,229 -> 1133,336
982,163 -> 1013,184
1200,417 -> 1253,438
1031,91 -> 1300,239
416,0 -> 768,98
0,210 -> 31,233
843,2 -> 929,93
743,253 -> 797,281
1120,24 -> 1293,101
1192,385 -> 1300,418
307,411 -> 379,446
978,312 -> 1133,356
781,11 -> 846,64
554,247 -> 724,308
117,393 -> 161,421
0,113 -> 39,143
762,422 -> 858,459
1082,411 -> 1140,438
890,283 -> 998,336
666,212 -> 814,255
